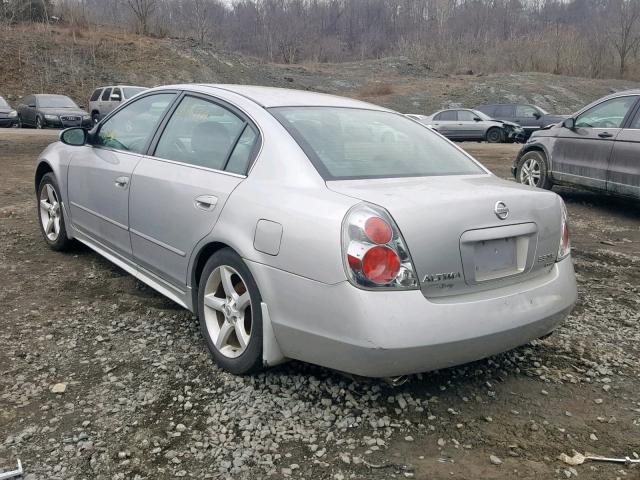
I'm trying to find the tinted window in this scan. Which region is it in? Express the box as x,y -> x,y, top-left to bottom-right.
477,105 -> 495,116
90,89 -> 103,102
101,88 -> 112,101
272,107 -> 485,180
457,110 -> 476,121
112,88 -> 122,101
226,125 -> 259,175
575,96 -> 638,129
494,105 -> 515,117
434,110 -> 456,121
154,96 -> 245,170
97,93 -> 175,154
37,95 -> 77,108
516,105 -> 539,117
123,87 -> 147,99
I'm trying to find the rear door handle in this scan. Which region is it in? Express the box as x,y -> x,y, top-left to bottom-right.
195,195 -> 218,211
598,132 -> 614,138
115,176 -> 129,188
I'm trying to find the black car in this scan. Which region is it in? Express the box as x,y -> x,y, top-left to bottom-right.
17,94 -> 92,129
476,103 -> 567,139
512,90 -> 639,200
0,96 -> 18,128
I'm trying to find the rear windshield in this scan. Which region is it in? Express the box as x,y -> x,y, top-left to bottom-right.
123,87 -> 147,99
271,107 -> 485,180
38,95 -> 77,108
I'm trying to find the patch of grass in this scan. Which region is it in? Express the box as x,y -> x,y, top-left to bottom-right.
359,82 -> 394,96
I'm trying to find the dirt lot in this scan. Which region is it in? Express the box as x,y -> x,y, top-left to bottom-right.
1,131 -> 639,480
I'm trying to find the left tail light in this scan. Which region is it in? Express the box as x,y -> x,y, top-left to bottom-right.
342,203 -> 419,289
556,199 -> 571,261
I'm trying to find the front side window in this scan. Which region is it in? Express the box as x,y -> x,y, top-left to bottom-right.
457,110 -> 476,121
90,89 -> 103,102
516,105 -> 539,117
101,88 -> 113,101
154,96 -> 247,171
575,96 -> 638,129
96,93 -> 175,154
271,107 -> 485,180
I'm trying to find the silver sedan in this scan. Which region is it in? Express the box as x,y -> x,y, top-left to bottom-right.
35,85 -> 577,377
420,108 -> 525,143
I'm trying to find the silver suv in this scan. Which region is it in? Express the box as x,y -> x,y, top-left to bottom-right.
88,85 -> 147,123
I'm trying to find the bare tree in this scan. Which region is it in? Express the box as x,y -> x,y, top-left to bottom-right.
126,0 -> 157,35
607,0 -> 640,78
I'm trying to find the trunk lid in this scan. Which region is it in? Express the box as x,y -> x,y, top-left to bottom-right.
328,174 -> 562,298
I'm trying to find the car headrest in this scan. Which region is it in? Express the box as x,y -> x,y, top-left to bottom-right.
191,121 -> 232,170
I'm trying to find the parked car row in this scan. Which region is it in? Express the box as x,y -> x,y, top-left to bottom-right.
407,103 -> 568,144
0,85 -> 147,129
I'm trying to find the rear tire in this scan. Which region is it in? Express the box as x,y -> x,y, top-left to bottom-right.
36,116 -> 43,129
516,151 -> 553,190
486,127 -> 503,143
37,173 -> 73,251
198,248 -> 263,375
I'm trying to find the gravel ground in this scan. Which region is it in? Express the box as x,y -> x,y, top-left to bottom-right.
1,131 -> 639,480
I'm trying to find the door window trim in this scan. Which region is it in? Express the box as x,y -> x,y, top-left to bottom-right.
145,91 -> 263,178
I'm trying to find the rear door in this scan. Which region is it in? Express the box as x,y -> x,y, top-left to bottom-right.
128,93 -> 260,288
607,108 -> 640,198
67,92 -> 177,259
552,95 -> 639,190
493,105 -> 515,122
431,110 -> 457,138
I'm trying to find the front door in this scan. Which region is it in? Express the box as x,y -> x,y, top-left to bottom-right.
608,111 -> 640,198
67,92 -> 176,259
129,94 -> 260,288
551,95 -> 639,190
515,104 -> 542,136
455,110 -> 485,138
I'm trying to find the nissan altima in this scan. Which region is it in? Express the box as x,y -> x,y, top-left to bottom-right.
34,85 -> 577,377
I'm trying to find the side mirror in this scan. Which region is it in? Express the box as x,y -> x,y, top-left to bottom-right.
533,112 -> 541,119
562,118 -> 575,130
28,103 -> 36,108
473,117 -> 482,122
110,94 -> 121,101
60,127 -> 87,146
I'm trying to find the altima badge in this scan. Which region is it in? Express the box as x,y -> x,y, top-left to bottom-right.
494,201 -> 509,220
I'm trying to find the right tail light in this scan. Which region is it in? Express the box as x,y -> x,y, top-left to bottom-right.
556,200 -> 571,261
342,203 -> 419,289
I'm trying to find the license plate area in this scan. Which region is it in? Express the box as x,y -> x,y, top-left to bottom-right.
473,237 -> 519,282
460,223 -> 538,284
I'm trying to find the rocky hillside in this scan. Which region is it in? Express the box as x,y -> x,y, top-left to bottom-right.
2,23 -> 639,115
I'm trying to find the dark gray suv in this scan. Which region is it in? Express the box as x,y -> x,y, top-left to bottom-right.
477,104 -> 566,139
513,91 -> 640,199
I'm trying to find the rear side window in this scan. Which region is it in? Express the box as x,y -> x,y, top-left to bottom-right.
153,95 -> 251,172
226,126 -> 259,175
271,107 -> 485,180
434,110 -> 456,121
477,105 -> 495,116
90,89 -> 103,102
96,93 -> 175,154
101,88 -> 112,101
494,105 -> 515,117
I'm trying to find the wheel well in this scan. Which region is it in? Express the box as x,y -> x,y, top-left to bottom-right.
518,145 -> 546,163
35,162 -> 53,192
190,241 -> 234,306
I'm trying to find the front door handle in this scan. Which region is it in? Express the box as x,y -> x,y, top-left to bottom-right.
598,132 -> 614,138
115,176 -> 129,188
195,195 -> 218,211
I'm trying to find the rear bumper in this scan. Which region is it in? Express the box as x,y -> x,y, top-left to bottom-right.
249,257 -> 577,377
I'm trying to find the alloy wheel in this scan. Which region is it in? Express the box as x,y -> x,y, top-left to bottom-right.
39,184 -> 61,241
203,265 -> 252,358
36,117 -> 42,129
520,157 -> 541,187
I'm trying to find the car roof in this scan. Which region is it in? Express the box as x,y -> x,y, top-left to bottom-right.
155,84 -> 391,110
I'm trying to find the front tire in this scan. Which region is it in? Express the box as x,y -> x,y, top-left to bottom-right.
198,248 -> 263,374
486,127 -> 504,143
37,173 -> 73,251
516,151 -> 553,189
